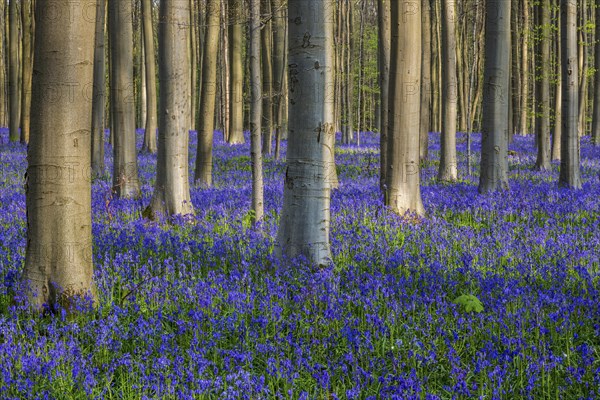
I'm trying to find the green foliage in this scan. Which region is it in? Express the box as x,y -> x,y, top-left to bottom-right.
453,294 -> 484,313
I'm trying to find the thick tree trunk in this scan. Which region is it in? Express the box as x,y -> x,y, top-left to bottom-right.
23,0 -> 97,311
386,0 -> 425,216
478,0 -> 510,194
109,0 -> 140,198
20,0 -> 34,144
147,0 -> 194,217
419,0 -> 431,164
261,0 -> 274,155
8,0 -> 19,141
228,0 -> 245,144
194,0 -> 220,187
519,0 -> 530,135
91,0 -> 107,176
559,0 -> 582,188
276,0 -> 335,266
141,0 -> 158,153
438,0 -> 458,182
535,0 -> 551,170
592,0 -> 600,145
250,0 -> 264,224
377,0 -> 390,191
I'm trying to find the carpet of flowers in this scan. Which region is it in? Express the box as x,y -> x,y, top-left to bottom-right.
0,127 -> 599,399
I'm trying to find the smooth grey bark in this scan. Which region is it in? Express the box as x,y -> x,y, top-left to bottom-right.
438,0 -> 458,182
141,0 -> 158,153
592,0 -> 600,145
519,0 -> 530,135
261,0 -> 274,155
0,0 -> 6,127
20,0 -> 34,144
109,0 -> 140,198
91,0 -> 107,176
147,0 -> 194,217
23,0 -> 97,311
559,0 -> 582,188
385,0 -> 425,216
272,0 -> 286,158
552,4 -> 562,160
250,0 -> 264,224
220,0 -> 230,141
377,0 -> 390,192
276,0 -> 335,266
478,0 -> 510,194
228,0 -> 245,144
419,0 -> 431,164
535,0 -> 551,170
194,0 -> 220,187
8,0 -> 19,141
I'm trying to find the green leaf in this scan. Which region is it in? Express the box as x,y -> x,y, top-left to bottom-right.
453,294 -> 484,313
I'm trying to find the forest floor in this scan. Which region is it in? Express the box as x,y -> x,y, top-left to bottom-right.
0,128 -> 599,399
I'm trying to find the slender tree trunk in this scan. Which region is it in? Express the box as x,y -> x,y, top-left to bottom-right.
276,0 -> 335,266
592,0 -> 600,145
356,0 -> 366,141
386,0 -> 424,216
479,0 -> 510,194
91,0 -> 107,176
577,0 -> 589,137
272,0 -> 286,158
109,0 -> 140,198
147,0 -> 194,217
438,0 -> 458,181
261,0 -> 274,155
195,0 -> 220,187
8,0 -> 19,141
559,0 -> 582,188
519,0 -> 530,135
23,0 -> 97,311
378,0 -> 390,191
141,0 -> 158,153
220,0 -> 230,142
344,0 -> 354,143
190,1 -> 197,133
535,0 -> 551,170
19,0 -> 34,144
250,0 -> 264,224
419,0 -> 431,163
0,0 -> 6,127
229,0 -> 245,144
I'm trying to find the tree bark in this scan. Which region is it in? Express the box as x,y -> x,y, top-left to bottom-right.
194,0 -> 220,187
109,0 -> 140,198
559,0 -> 582,188
552,1 -> 562,160
272,0 -> 287,158
438,0 -> 458,182
228,0 -> 245,144
519,0 -> 530,135
141,0 -> 158,153
8,0 -> 19,142
478,0 -> 510,194
261,0 -> 274,155
147,0 -> 194,217
91,0 -> 107,176
23,0 -> 97,311
386,0 -> 425,216
592,0 -> 600,145
0,0 -> 6,127
250,0 -> 264,224
377,0 -> 390,191
419,0 -> 431,164
19,0 -> 34,144
535,0 -> 551,170
276,0 -> 335,266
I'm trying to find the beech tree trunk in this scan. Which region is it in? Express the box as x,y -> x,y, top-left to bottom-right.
276,0 -> 335,266
109,0 -> 140,198
559,0 -> 582,188
250,0 -> 264,224
535,0 -> 551,170
261,0 -> 274,155
8,0 -> 19,142
478,0 -> 510,194
591,0 -> 600,145
272,0 -> 287,158
419,0 -> 431,164
519,0 -> 530,135
0,0 -> 6,127
438,0 -> 458,182
23,0 -> 97,311
377,0 -> 390,191
141,0 -> 158,153
91,0 -> 107,176
147,0 -> 194,217
20,0 -> 34,144
386,0 -> 425,216
194,0 -> 220,187
228,0 -> 245,144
